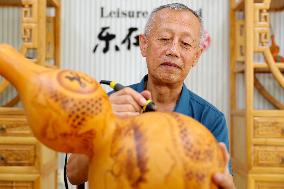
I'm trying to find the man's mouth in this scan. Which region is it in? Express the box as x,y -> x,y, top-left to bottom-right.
161,62 -> 181,69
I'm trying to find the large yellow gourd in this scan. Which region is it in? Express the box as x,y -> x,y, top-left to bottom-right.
0,44 -> 225,189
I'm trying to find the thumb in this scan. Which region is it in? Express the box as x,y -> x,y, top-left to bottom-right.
141,90 -> 152,100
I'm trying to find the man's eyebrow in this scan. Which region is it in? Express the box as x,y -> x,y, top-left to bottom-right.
157,28 -> 173,33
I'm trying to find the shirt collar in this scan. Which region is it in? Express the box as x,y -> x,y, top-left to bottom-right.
174,83 -> 190,115
135,75 -> 148,93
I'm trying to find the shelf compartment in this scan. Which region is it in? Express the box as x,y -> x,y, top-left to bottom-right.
234,0 -> 284,12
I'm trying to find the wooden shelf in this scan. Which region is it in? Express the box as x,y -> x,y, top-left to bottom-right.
235,62 -> 284,73
230,0 -> 284,187
231,109 -> 284,116
253,109 -> 284,116
234,0 -> 284,12
0,0 -> 60,7
0,107 -> 24,115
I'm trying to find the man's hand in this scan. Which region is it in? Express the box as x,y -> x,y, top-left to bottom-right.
213,143 -> 236,189
109,87 -> 151,118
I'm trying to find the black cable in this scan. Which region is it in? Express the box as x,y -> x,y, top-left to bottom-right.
64,153 -> 69,189
100,80 -> 125,91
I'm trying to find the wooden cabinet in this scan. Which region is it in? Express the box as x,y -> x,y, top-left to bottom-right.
0,108 -> 57,189
230,0 -> 284,188
232,112 -> 284,188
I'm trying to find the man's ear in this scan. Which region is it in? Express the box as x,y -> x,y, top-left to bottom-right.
139,34 -> 147,57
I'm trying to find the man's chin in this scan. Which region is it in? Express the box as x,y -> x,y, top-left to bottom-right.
154,73 -> 184,84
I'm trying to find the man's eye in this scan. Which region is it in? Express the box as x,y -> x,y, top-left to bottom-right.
182,42 -> 190,46
181,42 -> 192,48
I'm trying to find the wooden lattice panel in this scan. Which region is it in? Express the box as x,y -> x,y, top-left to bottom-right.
254,0 -> 270,52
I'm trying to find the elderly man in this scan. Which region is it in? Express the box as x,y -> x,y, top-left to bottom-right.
67,3 -> 235,189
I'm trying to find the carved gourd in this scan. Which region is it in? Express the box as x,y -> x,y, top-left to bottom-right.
0,44 -> 225,189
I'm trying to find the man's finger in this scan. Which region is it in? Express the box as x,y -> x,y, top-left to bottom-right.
111,103 -> 142,113
141,90 -> 152,100
115,88 -> 147,106
213,173 -> 229,188
110,95 -> 141,112
213,173 -> 235,189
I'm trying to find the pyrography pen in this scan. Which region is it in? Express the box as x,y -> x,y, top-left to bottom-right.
100,80 -> 156,112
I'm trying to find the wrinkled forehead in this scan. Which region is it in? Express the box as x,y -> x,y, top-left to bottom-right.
149,8 -> 201,39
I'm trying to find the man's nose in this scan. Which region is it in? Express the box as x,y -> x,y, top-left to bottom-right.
166,40 -> 180,57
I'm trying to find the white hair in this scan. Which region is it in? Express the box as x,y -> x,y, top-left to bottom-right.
144,3 -> 204,46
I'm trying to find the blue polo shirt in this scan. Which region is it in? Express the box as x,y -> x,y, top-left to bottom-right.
127,76 -> 232,172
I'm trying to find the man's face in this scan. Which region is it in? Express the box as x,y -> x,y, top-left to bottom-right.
140,8 -> 202,84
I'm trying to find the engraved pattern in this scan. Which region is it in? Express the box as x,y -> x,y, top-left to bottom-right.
173,113 -> 214,163
254,146 -> 284,167
48,90 -> 103,129
59,130 -> 96,155
106,122 -> 148,189
170,113 -> 218,187
0,145 -> 35,166
254,118 -> 284,138
58,70 -> 98,94
44,70 -> 103,130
